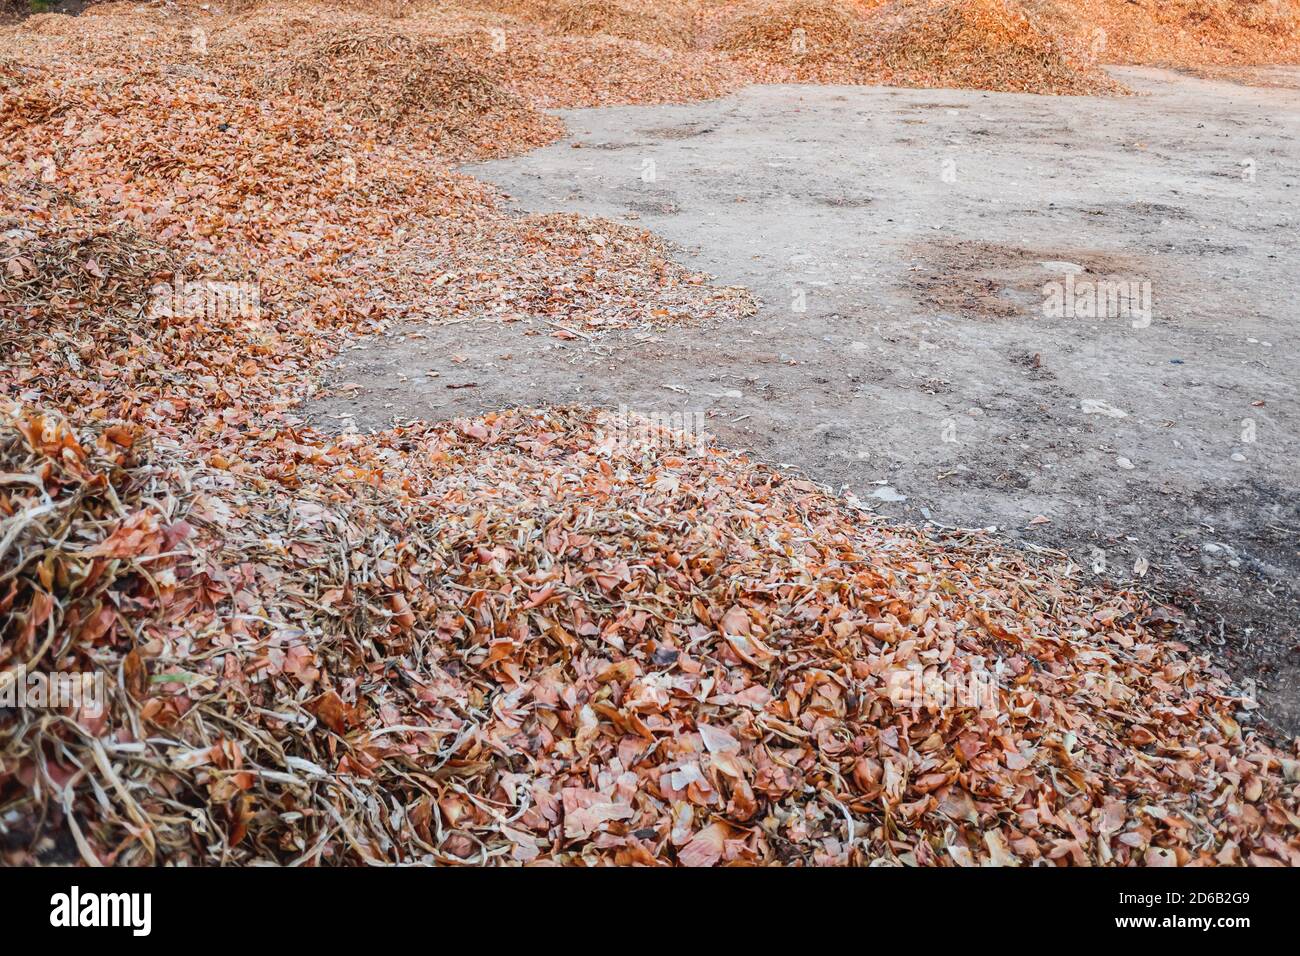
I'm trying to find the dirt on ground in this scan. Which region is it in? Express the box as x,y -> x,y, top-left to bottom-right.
313,66 -> 1300,735
3,0 -> 1298,867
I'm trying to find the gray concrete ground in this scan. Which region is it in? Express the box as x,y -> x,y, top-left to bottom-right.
310,67 -> 1300,735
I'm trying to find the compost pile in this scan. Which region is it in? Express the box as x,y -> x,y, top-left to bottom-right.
267,27 -> 561,153
471,31 -> 739,107
700,0 -> 1131,88
0,184 -> 176,348
417,212 -> 756,329
713,0 -> 875,61
1021,0 -> 1300,67
2,400 -> 1297,866
420,2 -> 742,108
1,0 -> 1298,866
547,0 -> 691,47
863,0 -> 1125,94
0,59 -> 66,137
